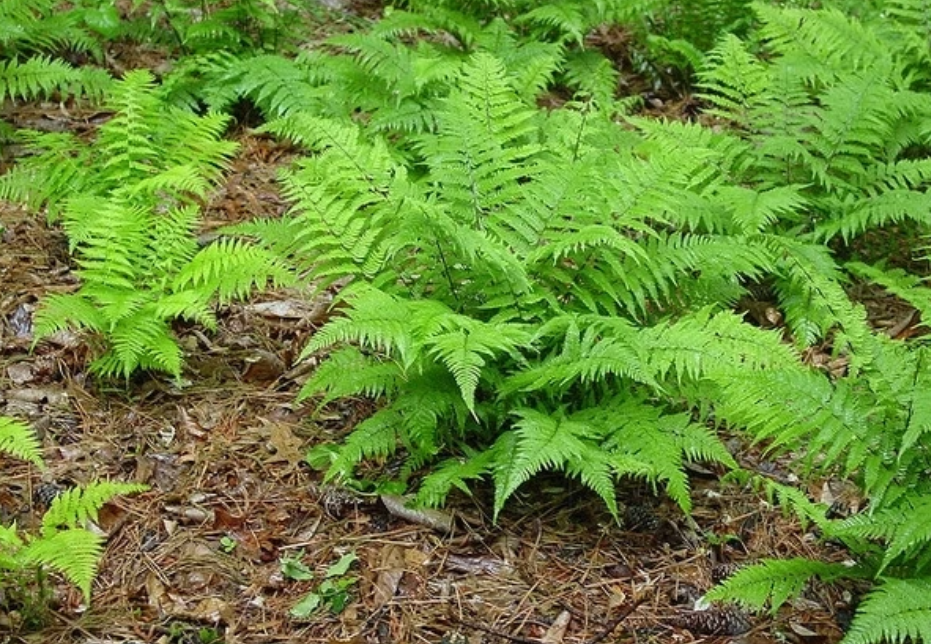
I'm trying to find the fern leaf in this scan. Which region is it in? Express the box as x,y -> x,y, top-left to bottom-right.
706,557 -> 854,614
297,346 -> 402,405
0,416 -> 44,467
0,56 -> 85,100
304,286 -> 427,367
844,577 -> 931,644
20,529 -> 104,601
173,239 -> 292,303
42,481 -> 147,537
426,320 -> 530,414
416,448 -> 498,508
836,496 -> 931,574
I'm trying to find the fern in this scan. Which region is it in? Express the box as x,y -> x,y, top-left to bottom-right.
18,529 -> 105,602
0,416 -> 44,468
832,495 -> 931,575
261,53 -> 819,518
843,577 -> 931,644
0,56 -> 111,102
846,261 -> 931,321
0,0 -> 113,102
5,70 -> 290,379
705,558 -> 857,614
0,418 -> 146,601
701,4 -> 931,246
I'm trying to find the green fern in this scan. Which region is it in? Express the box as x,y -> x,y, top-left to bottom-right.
18,529 -> 105,602
5,70 -> 290,379
705,558 -> 857,614
0,0 -> 113,102
0,417 -> 146,602
260,52 -> 820,519
0,55 -> 111,102
843,577 -> 931,644
0,416 -> 44,468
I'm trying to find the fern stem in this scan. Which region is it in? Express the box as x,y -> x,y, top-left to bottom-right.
433,237 -> 462,310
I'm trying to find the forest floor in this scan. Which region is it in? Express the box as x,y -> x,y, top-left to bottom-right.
1,4 -> 927,644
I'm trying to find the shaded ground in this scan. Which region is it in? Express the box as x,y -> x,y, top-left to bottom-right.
1,126 -> 870,644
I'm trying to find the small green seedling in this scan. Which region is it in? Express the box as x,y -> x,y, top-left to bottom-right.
219,535 -> 237,553
288,552 -> 358,618
280,550 -> 314,581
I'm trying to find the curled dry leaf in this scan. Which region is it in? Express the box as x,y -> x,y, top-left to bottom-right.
372,545 -> 406,609
380,494 -> 454,533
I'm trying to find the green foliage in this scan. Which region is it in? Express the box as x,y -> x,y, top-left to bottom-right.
288,552 -> 359,618
705,558 -> 857,614
8,0 -> 931,639
700,4 -> 931,246
2,70 -> 290,379
220,8 -> 931,639
131,0 -> 313,55
0,417 -> 146,604
0,0 -> 99,57
253,52 -> 808,519
843,577 -> 931,644
0,0 -> 112,102
0,416 -> 44,468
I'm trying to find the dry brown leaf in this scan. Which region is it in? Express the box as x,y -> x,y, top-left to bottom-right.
380,494 -> 454,532
189,596 -> 235,624
541,610 -> 571,644
265,422 -> 305,466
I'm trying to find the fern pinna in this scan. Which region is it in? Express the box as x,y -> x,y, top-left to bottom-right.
1,70 -> 289,378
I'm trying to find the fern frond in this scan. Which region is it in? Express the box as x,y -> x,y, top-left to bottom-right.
34,292 -> 107,337
769,237 -> 871,352
298,346 -> 403,405
835,496 -> 931,574
0,416 -> 44,467
208,53 -> 327,117
843,577 -> 931,644
20,529 -> 103,601
0,130 -> 92,219
173,239 -> 292,303
416,448 -> 498,508
41,481 -> 147,536
304,286 -> 428,366
705,557 -> 855,614
846,262 -> 931,321
490,408 -> 617,518
426,319 -> 530,414
0,56 -> 110,102
418,52 -> 540,221
754,3 -> 890,78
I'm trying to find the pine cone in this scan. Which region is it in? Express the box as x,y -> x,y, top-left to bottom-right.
623,504 -> 661,532
669,607 -> 752,636
33,481 -> 65,508
711,562 -> 742,583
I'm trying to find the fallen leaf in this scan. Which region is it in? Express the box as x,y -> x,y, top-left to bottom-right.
189,596 -> 234,624
541,610 -> 571,644
6,363 -> 34,385
372,545 -> 406,609
380,494 -> 454,532
265,422 -> 305,466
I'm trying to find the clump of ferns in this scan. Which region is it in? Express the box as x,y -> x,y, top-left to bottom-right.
0,0 -> 113,109
0,69 -> 289,379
